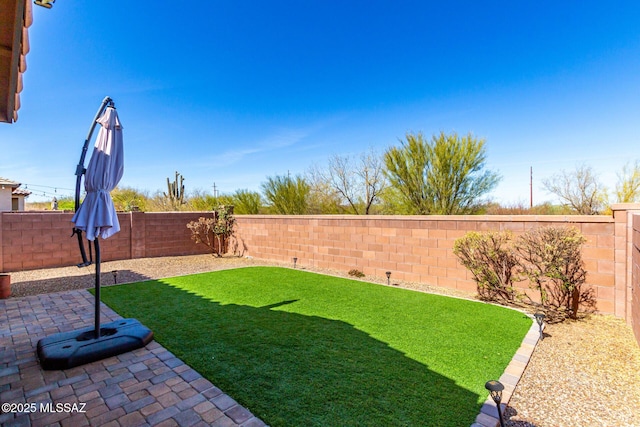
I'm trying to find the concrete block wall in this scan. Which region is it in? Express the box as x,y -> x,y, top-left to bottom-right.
2,207 -> 638,344
133,212 -> 212,259
1,211 -> 88,271
632,214 -> 640,345
234,214 -> 617,311
0,211 -> 209,271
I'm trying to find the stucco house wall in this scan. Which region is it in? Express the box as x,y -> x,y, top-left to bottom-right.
0,186 -> 13,211
0,178 -> 30,211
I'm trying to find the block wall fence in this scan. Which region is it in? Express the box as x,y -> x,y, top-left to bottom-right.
2,205 -> 640,344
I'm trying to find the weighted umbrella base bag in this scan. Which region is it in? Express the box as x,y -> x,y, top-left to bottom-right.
37,318 -> 153,370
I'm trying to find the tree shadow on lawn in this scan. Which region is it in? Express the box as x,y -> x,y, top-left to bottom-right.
100,280 -> 483,427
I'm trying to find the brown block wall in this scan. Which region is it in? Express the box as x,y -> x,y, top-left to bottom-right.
0,211 -> 209,271
142,212 -> 211,258
2,212 -> 87,271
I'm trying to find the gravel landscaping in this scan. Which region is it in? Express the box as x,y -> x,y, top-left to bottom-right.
5,254 -> 640,427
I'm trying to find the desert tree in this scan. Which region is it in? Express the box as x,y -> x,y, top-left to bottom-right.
309,148 -> 388,214
261,174 -> 310,214
306,166 -> 344,214
111,186 -> 149,212
355,148 -> 388,214
185,189 -> 231,211
542,164 -> 607,215
615,160 -> 640,203
231,189 -> 263,214
149,190 -> 182,211
383,131 -> 500,214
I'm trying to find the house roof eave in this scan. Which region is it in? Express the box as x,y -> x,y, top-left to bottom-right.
1,0 -> 31,124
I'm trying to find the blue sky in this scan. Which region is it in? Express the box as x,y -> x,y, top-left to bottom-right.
2,1 -> 640,205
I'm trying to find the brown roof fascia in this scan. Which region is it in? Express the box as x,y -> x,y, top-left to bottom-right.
3,0 -> 31,123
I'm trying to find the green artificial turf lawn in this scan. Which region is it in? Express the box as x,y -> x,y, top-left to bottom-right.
97,266 -> 531,426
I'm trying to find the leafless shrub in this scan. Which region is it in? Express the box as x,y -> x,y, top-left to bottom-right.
515,226 -> 596,320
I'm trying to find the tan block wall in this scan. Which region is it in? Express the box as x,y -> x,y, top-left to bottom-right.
3,209 -> 638,345
631,214 -> 640,345
235,215 -> 617,310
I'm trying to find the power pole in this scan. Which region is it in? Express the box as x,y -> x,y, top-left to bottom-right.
212,182 -> 218,198
530,167 -> 533,209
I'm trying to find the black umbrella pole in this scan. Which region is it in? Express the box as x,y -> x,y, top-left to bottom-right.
94,239 -> 101,339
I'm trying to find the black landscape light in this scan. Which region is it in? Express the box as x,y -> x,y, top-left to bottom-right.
534,312 -> 545,340
293,257 -> 298,269
386,271 -> 391,286
112,270 -> 118,285
34,0 -> 55,8
485,380 -> 505,427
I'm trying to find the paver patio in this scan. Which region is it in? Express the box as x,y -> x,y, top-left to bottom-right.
1,284 -> 538,427
0,290 -> 265,427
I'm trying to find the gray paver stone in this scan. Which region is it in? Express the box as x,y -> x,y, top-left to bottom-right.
225,405 -> 253,424
146,405 -> 180,425
105,392 -> 130,409
240,417 -> 267,427
176,393 -> 206,411
211,415 -> 238,427
173,408 -> 201,427
211,394 -> 237,411
2,413 -> 31,427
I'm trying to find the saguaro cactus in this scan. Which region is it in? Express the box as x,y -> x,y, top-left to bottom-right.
164,171 -> 185,206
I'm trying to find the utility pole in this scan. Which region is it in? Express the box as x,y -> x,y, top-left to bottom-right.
530,167 -> 533,209
212,182 -> 218,199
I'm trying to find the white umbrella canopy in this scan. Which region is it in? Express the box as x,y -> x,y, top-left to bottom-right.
72,106 -> 124,241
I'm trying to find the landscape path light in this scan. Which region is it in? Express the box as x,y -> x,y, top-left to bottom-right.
293,257 -> 298,269
485,380 -> 505,427
386,271 -> 391,286
534,312 -> 545,340
112,270 -> 118,285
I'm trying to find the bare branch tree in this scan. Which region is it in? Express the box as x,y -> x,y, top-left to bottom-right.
328,154 -> 360,214
308,148 -> 388,214
542,164 -> 607,215
357,148 -> 388,215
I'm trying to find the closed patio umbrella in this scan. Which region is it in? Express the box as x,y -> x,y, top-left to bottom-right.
71,105 -> 123,240
70,100 -> 123,340
38,97 -> 152,370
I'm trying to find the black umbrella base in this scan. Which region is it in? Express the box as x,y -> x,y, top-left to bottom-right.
37,318 -> 153,370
